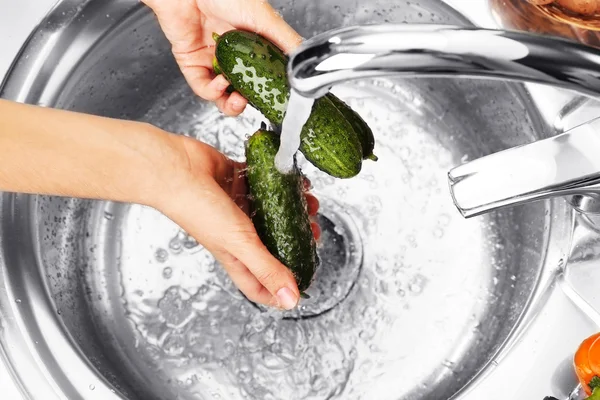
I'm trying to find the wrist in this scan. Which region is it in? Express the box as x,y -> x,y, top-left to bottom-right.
126,123 -> 193,210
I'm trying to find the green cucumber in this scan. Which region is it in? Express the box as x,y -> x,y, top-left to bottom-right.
246,129 -> 319,293
212,56 -> 222,75
326,93 -> 378,161
300,95 -> 362,178
214,29 -> 370,178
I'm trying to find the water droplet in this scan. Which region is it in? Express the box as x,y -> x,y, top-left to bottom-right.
183,235 -> 198,249
89,384 -> 95,390
155,248 -> 168,263
15,298 -> 21,304
104,211 -> 114,220
409,282 -> 422,293
163,334 -> 185,357
162,267 -> 173,279
169,238 -> 182,254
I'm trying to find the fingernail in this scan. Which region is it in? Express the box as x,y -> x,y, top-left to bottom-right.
276,287 -> 298,310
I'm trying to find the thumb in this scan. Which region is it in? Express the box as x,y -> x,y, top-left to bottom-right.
227,230 -> 301,310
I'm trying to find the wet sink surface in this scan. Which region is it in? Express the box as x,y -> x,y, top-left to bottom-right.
0,0 -> 576,399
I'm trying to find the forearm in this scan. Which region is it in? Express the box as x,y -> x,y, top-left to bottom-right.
0,99 -> 186,206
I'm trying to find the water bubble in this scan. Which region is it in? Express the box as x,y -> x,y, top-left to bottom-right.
89,384 -> 95,390
162,267 -> 173,279
349,348 -> 359,361
198,353 -> 208,363
163,334 -> 185,357
409,281 -> 422,293
169,237 -> 183,254
155,248 -> 169,263
183,235 -> 198,249
433,228 -> 444,238
104,211 -> 114,220
15,299 -> 21,304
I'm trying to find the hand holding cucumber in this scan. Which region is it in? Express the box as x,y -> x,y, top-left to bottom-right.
161,135 -> 320,309
141,0 -> 302,116
142,0 -> 376,306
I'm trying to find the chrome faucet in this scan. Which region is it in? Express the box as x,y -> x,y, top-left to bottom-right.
287,24 -> 600,218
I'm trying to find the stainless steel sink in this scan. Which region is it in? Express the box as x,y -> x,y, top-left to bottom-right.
0,0 -> 598,399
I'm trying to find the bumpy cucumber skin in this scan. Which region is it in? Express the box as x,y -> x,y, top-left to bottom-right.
326,93 -> 378,161
215,30 -> 364,178
246,130 -> 319,293
300,95 -> 363,178
215,30 -> 289,124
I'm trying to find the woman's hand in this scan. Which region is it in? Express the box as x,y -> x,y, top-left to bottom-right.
141,0 -> 302,116
158,136 -> 320,309
0,99 -> 317,309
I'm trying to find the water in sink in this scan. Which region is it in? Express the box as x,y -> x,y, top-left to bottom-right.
38,74 -> 546,400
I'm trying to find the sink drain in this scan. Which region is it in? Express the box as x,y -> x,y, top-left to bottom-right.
253,198 -> 364,319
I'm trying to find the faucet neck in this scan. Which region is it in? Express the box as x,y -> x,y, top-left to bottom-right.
288,24 -> 600,100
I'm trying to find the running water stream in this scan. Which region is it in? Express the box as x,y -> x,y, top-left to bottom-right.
274,90 -> 315,173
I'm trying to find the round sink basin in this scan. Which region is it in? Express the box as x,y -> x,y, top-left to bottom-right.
0,0 -> 573,399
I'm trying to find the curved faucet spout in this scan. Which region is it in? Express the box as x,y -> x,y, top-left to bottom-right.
449,117 -> 600,218
288,24 -> 600,99
287,24 -> 600,218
